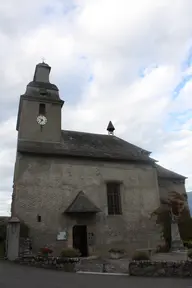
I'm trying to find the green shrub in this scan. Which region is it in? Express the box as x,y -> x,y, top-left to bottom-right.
132,251 -> 150,261
60,248 -> 80,258
183,240 -> 192,249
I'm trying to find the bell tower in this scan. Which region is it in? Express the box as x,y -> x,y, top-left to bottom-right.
16,62 -> 64,143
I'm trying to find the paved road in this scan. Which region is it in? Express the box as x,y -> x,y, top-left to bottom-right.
0,261 -> 192,288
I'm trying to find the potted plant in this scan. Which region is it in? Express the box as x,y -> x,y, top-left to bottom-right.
40,246 -> 53,257
60,248 -> 80,272
109,248 -> 125,259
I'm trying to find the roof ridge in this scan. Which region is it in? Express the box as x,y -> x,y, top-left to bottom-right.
62,129 -> 108,137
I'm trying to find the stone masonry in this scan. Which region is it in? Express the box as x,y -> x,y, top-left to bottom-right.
13,154 -> 161,256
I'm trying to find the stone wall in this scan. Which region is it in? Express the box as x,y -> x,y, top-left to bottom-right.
16,255 -> 79,272
129,260 -> 192,277
13,154 -> 161,255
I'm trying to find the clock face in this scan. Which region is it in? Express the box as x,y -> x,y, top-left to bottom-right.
37,115 -> 47,126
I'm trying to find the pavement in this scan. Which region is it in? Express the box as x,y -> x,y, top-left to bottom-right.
1,261 -> 192,288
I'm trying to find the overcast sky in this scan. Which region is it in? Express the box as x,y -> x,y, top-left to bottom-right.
0,0 -> 192,215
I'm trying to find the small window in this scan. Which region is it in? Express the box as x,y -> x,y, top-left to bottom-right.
37,215 -> 41,222
107,182 -> 122,215
39,103 -> 46,115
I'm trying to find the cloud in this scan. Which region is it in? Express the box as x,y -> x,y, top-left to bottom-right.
0,0 -> 192,215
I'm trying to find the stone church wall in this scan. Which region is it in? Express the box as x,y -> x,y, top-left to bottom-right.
13,153 -> 161,256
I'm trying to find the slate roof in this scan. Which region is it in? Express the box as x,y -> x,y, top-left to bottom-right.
18,130 -> 153,163
156,164 -> 186,180
17,131 -> 187,179
61,130 -> 152,161
64,191 -> 101,213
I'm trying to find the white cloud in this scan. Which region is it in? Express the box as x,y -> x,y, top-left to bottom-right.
1,0 -> 192,215
172,80 -> 192,112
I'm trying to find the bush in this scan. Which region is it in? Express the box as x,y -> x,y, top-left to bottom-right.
60,248 -> 80,258
179,218 -> 192,241
184,240 -> 192,249
132,251 -> 150,261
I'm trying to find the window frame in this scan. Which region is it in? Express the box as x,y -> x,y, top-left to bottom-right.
106,181 -> 122,215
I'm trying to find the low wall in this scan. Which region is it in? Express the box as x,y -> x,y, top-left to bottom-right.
129,260 -> 192,277
15,255 -> 80,272
15,255 -> 128,273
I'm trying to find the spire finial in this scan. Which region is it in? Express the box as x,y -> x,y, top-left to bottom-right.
42,57 -> 46,63
107,121 -> 115,135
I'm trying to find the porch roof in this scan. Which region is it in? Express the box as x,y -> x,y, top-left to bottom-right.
64,191 -> 101,213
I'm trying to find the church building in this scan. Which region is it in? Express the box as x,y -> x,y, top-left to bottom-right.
11,62 -> 188,256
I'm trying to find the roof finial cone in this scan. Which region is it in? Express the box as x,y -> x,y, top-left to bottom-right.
107,121 -> 115,135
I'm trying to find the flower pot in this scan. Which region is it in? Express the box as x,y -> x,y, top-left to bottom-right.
110,252 -> 122,259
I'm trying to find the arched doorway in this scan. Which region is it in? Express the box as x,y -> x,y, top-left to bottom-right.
73,225 -> 88,257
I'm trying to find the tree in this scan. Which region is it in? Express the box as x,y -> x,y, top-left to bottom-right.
152,191 -> 189,248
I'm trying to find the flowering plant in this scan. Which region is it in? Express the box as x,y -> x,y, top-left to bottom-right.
40,246 -> 53,255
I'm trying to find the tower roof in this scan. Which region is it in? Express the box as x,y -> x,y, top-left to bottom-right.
16,62 -> 64,131
24,62 -> 60,97
33,61 -> 51,83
